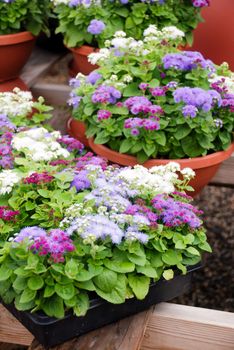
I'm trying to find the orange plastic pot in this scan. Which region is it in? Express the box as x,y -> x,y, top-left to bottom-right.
0,77 -> 29,92
191,0 -> 234,70
69,45 -> 99,76
0,31 -> 36,82
67,118 -> 89,148
88,138 -> 234,196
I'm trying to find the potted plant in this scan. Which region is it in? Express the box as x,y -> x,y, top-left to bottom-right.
69,26 -> 234,195
0,156 -> 211,347
52,0 -> 209,75
0,0 -> 51,88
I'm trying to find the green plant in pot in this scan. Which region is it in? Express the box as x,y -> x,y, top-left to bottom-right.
0,0 -> 52,85
69,25 -> 234,195
52,0 -> 209,75
0,157 -> 211,346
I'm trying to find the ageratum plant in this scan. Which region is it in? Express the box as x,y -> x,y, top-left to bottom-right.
0,0 -> 51,35
0,162 -> 211,318
52,0 -> 209,48
0,88 -> 53,128
70,26 -> 234,162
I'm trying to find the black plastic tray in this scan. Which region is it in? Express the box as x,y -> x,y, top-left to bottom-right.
2,264 -> 200,348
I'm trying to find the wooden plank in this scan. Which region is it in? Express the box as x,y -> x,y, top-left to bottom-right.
20,48 -> 65,87
28,309 -> 152,350
141,303 -> 234,350
0,304 -> 33,346
210,156 -> 234,187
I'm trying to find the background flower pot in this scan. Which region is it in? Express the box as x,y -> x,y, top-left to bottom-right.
69,45 -> 99,76
190,0 -> 234,70
0,31 -> 36,82
2,264 -> 200,348
0,77 -> 29,92
88,138 -> 234,196
67,118 -> 89,147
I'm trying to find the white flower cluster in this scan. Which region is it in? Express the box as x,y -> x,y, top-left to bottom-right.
0,170 -> 22,196
11,127 -> 70,162
0,88 -> 33,116
118,162 -> 195,196
88,25 -> 184,65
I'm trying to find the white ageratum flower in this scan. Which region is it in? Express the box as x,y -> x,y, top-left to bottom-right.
0,170 -> 22,195
0,88 -> 34,116
123,75 -> 133,83
162,26 -> 185,40
118,165 -> 176,195
181,167 -> 196,180
114,31 -> 126,38
11,127 -> 70,162
88,48 -> 110,65
143,25 -> 160,37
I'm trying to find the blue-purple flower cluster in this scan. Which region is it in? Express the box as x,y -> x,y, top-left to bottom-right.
92,85 -> 121,104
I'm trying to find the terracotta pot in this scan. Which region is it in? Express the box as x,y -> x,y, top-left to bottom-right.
190,0 -> 234,70
67,118 -> 89,148
0,31 -> 36,82
69,45 -> 99,76
0,77 -> 29,92
88,138 -> 234,196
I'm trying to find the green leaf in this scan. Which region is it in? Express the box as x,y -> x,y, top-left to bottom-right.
27,276 -> 44,291
123,83 -> 141,97
65,259 -> 79,279
0,264 -> 12,281
73,292 -> 89,317
162,250 -> 182,265
93,268 -> 118,292
15,296 -> 35,311
20,288 -> 37,304
136,265 -> 158,278
163,269 -> 174,280
95,274 -> 126,304
198,241 -> 212,253
13,277 -> 28,291
149,79 -> 160,88
42,294 -> 65,318
174,125 -> 191,140
104,259 -> 135,273
181,136 -> 204,157
187,247 -> 200,256
128,274 -> 150,300
55,283 -> 75,300
94,132 -> 110,145
119,139 -> 133,154
37,189 -> 51,198
44,285 -> 55,298
155,131 -> 166,146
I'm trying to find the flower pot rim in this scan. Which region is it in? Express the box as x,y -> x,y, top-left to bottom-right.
68,44 -> 99,55
0,31 -> 35,45
88,137 -> 234,170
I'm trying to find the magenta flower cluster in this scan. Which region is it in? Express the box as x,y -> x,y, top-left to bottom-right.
0,206 -> 19,221
57,135 -> 84,153
124,117 -> 160,135
92,85 -> 121,104
23,172 -> 54,185
192,0 -> 209,7
210,79 -> 234,113
97,109 -> 112,121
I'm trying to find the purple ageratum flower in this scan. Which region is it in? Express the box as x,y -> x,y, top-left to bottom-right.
124,96 -> 152,114
125,226 -> 149,244
152,194 -> 202,229
97,109 -> 112,121
0,114 -> 15,133
67,214 -> 124,244
86,71 -> 102,85
14,226 -> 47,243
75,152 -> 108,170
173,87 -> 222,112
139,83 -> 149,91
150,87 -> 167,97
71,169 -> 91,191
69,78 -> 81,88
0,132 -> 14,169
87,20 -> 106,35
92,85 -> 121,104
182,105 -> 198,118
162,51 -> 215,73
131,128 -> 140,136
68,92 -> 82,108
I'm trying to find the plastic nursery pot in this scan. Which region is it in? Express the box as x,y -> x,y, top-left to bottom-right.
88,138 -> 234,197
0,31 -> 36,82
190,0 -> 234,70
0,77 -> 29,92
67,117 -> 89,148
2,264 -> 200,348
68,45 -> 99,76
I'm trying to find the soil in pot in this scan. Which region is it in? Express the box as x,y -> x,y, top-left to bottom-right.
69,45 -> 99,76
88,138 -> 234,197
0,31 -> 36,82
